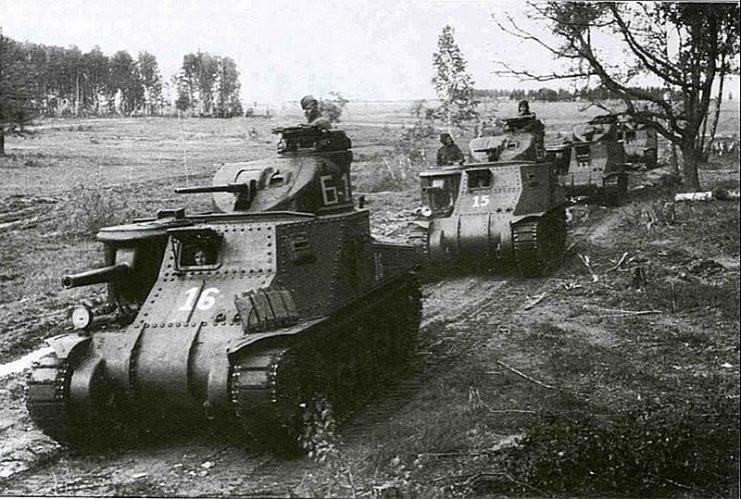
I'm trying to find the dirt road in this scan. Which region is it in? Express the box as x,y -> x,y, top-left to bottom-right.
0,271 -> 515,496
0,202 -> 606,496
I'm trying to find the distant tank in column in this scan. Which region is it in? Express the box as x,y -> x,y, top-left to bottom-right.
412,114 -> 567,277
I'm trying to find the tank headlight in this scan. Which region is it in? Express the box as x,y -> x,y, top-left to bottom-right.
71,304 -> 93,330
421,206 -> 433,218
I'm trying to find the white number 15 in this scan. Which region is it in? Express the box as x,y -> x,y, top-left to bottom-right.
473,195 -> 490,207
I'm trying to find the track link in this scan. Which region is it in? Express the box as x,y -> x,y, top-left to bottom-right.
26,352 -> 73,445
27,351 -> 123,448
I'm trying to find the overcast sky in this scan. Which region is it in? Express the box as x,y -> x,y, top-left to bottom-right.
3,1 -> 735,104
2,0 -> 569,103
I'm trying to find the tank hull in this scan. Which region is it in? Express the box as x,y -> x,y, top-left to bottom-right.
28,212 -> 420,449
548,141 -> 628,206
28,273 -> 419,449
416,159 -> 567,276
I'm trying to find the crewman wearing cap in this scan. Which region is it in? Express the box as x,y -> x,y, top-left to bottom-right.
436,133 -> 465,166
300,95 -> 332,129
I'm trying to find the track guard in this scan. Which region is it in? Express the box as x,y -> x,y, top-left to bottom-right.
46,334 -> 91,363
69,355 -> 108,413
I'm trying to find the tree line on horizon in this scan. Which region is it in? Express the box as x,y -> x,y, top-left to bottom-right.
473,86 -> 669,102
0,34 -> 242,119
401,1 -> 738,193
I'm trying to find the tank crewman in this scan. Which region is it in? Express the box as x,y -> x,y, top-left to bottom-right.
518,99 -> 534,117
437,133 -> 466,166
300,95 -> 332,130
509,100 -> 543,134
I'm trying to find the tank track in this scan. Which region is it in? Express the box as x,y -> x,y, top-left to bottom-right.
512,209 -> 567,277
28,351 -> 126,448
229,274 -> 421,451
26,352 -> 80,445
604,172 -> 628,206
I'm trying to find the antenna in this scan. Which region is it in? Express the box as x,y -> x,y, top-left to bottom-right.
177,112 -> 190,185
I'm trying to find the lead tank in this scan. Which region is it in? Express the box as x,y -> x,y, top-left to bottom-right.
27,126 -> 421,450
413,116 -> 567,276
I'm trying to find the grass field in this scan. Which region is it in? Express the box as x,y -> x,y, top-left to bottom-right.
0,101 -> 738,497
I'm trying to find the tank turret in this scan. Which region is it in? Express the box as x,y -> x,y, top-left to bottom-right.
176,126 -> 354,215
27,125 -> 421,452
469,116 -> 546,164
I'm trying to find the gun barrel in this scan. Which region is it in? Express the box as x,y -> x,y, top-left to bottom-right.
175,184 -> 248,194
61,263 -> 131,289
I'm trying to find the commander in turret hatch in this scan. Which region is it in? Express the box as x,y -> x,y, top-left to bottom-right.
518,99 -> 534,117
508,99 -> 543,134
300,95 -> 332,130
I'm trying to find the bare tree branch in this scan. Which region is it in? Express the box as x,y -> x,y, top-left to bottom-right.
492,61 -> 593,82
609,4 -> 685,87
492,13 -> 576,59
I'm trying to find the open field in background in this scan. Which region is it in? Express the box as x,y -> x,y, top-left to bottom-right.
339,98 -> 740,137
0,102 -> 739,497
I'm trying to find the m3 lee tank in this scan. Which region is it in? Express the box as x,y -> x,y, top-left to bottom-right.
585,113 -> 658,169
413,116 -> 567,277
27,126 -> 421,450
547,142 -> 628,206
546,117 -> 629,206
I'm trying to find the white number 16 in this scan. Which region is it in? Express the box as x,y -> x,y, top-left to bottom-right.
179,287 -> 220,311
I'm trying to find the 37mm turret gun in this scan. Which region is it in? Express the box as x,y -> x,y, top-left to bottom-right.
174,183 -> 253,195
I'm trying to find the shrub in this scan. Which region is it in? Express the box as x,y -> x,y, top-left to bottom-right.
319,92 -> 349,124
395,101 -> 438,166
480,384 -> 740,497
57,185 -> 139,238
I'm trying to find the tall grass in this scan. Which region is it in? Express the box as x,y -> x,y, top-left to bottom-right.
57,185 -> 139,238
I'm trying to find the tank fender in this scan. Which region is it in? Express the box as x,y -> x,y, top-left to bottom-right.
46,334 -> 91,362
602,171 -> 623,182
205,350 -> 230,419
410,220 -> 430,230
510,212 -> 547,226
226,317 -> 327,362
69,355 -> 108,413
